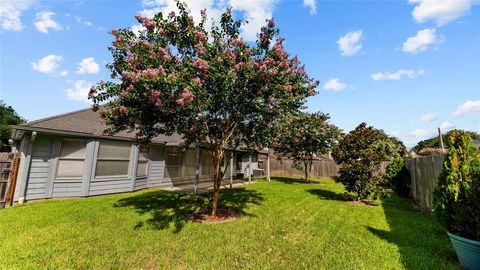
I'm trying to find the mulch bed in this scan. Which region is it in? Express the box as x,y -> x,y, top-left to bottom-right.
188,208 -> 239,223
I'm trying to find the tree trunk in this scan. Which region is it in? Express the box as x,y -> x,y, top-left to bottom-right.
210,145 -> 225,216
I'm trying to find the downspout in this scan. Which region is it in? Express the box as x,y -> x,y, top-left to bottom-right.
18,131 -> 36,204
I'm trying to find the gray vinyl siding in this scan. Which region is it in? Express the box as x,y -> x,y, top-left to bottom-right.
26,136 -> 53,200
148,145 -> 167,187
52,181 -> 83,197
88,179 -> 132,196
134,177 -> 148,190
20,132 -> 261,202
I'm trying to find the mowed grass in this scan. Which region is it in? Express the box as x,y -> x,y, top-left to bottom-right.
0,177 -> 459,270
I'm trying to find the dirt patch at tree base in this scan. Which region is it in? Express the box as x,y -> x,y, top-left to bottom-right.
188,208 -> 239,223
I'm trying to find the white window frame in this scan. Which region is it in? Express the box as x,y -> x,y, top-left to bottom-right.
55,139 -> 87,180
136,147 -> 149,178
94,140 -> 132,179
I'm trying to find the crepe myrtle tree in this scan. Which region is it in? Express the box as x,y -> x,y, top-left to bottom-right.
89,3 -> 318,216
274,112 -> 341,182
332,123 -> 402,201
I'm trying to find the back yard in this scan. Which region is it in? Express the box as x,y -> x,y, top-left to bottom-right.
0,177 -> 458,269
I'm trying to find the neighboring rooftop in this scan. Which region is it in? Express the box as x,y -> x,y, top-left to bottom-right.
11,108 -> 183,144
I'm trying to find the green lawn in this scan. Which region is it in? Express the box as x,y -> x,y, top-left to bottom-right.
0,177 -> 459,269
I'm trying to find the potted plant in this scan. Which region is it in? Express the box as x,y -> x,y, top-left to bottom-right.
433,131 -> 480,270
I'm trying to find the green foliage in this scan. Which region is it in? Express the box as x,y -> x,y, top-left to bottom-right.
386,157 -> 411,197
0,100 -> 26,152
274,112 -> 341,182
433,131 -> 480,240
412,129 -> 480,153
332,123 -> 402,200
89,3 -> 317,215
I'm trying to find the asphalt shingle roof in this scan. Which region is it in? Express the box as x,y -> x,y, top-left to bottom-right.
14,108 -> 184,144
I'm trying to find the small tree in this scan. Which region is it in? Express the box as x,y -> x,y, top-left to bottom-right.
274,112 -> 340,182
90,3 -> 317,216
332,123 -> 401,200
433,131 -> 480,240
0,100 -> 26,152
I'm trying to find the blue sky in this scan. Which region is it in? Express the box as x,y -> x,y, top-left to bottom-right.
1,0 -> 479,147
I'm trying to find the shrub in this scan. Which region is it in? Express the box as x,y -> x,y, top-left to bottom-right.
332,123 -> 402,201
386,157 -> 411,197
433,131 -> 480,241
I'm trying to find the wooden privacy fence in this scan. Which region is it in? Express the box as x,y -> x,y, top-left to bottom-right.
0,152 -> 20,209
267,157 -> 339,179
405,154 -> 445,211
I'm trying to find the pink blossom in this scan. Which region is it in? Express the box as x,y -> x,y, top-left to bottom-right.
126,55 -> 136,65
150,90 -> 162,106
192,58 -> 208,73
268,97 -> 277,104
255,60 -> 266,71
126,84 -> 135,92
273,43 -> 289,58
234,62 -> 244,70
232,38 -> 245,47
119,105 -> 127,114
225,49 -> 235,61
194,44 -> 205,57
195,31 -> 207,42
122,71 -> 136,82
88,86 -> 97,96
176,88 -> 194,107
158,47 -> 171,61
110,29 -> 119,36
134,15 -> 155,30
168,11 -> 175,18
191,77 -> 202,86
189,125 -> 197,133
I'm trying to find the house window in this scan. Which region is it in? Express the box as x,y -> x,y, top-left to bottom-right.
164,147 -> 183,179
201,149 -> 214,176
56,139 -> 87,179
95,140 -> 131,178
136,147 -> 149,177
184,149 -> 196,177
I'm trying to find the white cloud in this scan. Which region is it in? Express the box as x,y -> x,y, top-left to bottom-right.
75,16 -> 93,27
34,11 -> 62,34
337,30 -> 362,56
303,0 -> 317,15
410,129 -> 433,138
440,121 -> 454,131
59,70 -> 69,76
131,24 -> 146,36
324,78 -> 347,91
139,0 -> 278,42
409,0 -> 473,26
65,80 -> 93,102
452,100 -> 480,117
76,58 -> 100,74
0,0 -> 36,31
372,69 -> 425,81
418,112 -> 437,122
31,55 -> 63,74
402,28 -> 441,54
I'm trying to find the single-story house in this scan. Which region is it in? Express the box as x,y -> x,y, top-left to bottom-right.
9,108 -> 266,204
